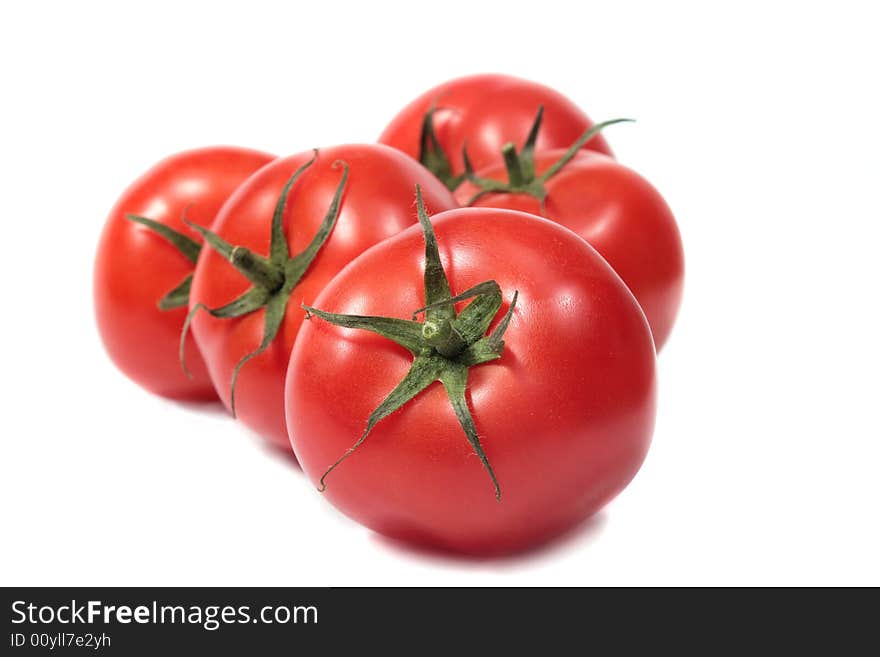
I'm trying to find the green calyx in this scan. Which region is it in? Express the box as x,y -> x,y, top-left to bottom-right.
303,187 -> 519,501
180,151 -> 349,416
462,106 -> 634,209
418,105 -> 466,191
125,213 -> 202,310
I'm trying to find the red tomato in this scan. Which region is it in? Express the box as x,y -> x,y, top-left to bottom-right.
456,150 -> 684,350
286,206 -> 656,555
94,146 -> 275,400
379,74 -> 613,189
189,144 -> 458,449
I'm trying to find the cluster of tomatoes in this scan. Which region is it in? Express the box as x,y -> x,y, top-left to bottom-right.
94,74 -> 683,555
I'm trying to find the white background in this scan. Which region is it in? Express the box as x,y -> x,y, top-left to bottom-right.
2,1 -> 878,586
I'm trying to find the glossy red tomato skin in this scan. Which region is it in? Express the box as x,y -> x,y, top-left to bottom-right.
94,146 -> 276,400
456,150 -> 684,350
286,209 -> 656,555
189,144 -> 458,449
379,74 -> 613,179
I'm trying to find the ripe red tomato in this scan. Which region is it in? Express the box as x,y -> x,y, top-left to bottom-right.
457,149 -> 684,350
286,204 -> 656,555
94,146 -> 275,400
379,74 -> 613,189
188,144 -> 458,449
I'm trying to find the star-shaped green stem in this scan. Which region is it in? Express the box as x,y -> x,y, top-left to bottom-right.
461,107 -> 634,211
303,187 -> 519,501
179,151 -> 349,416
125,214 -> 202,310
418,105 -> 466,192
